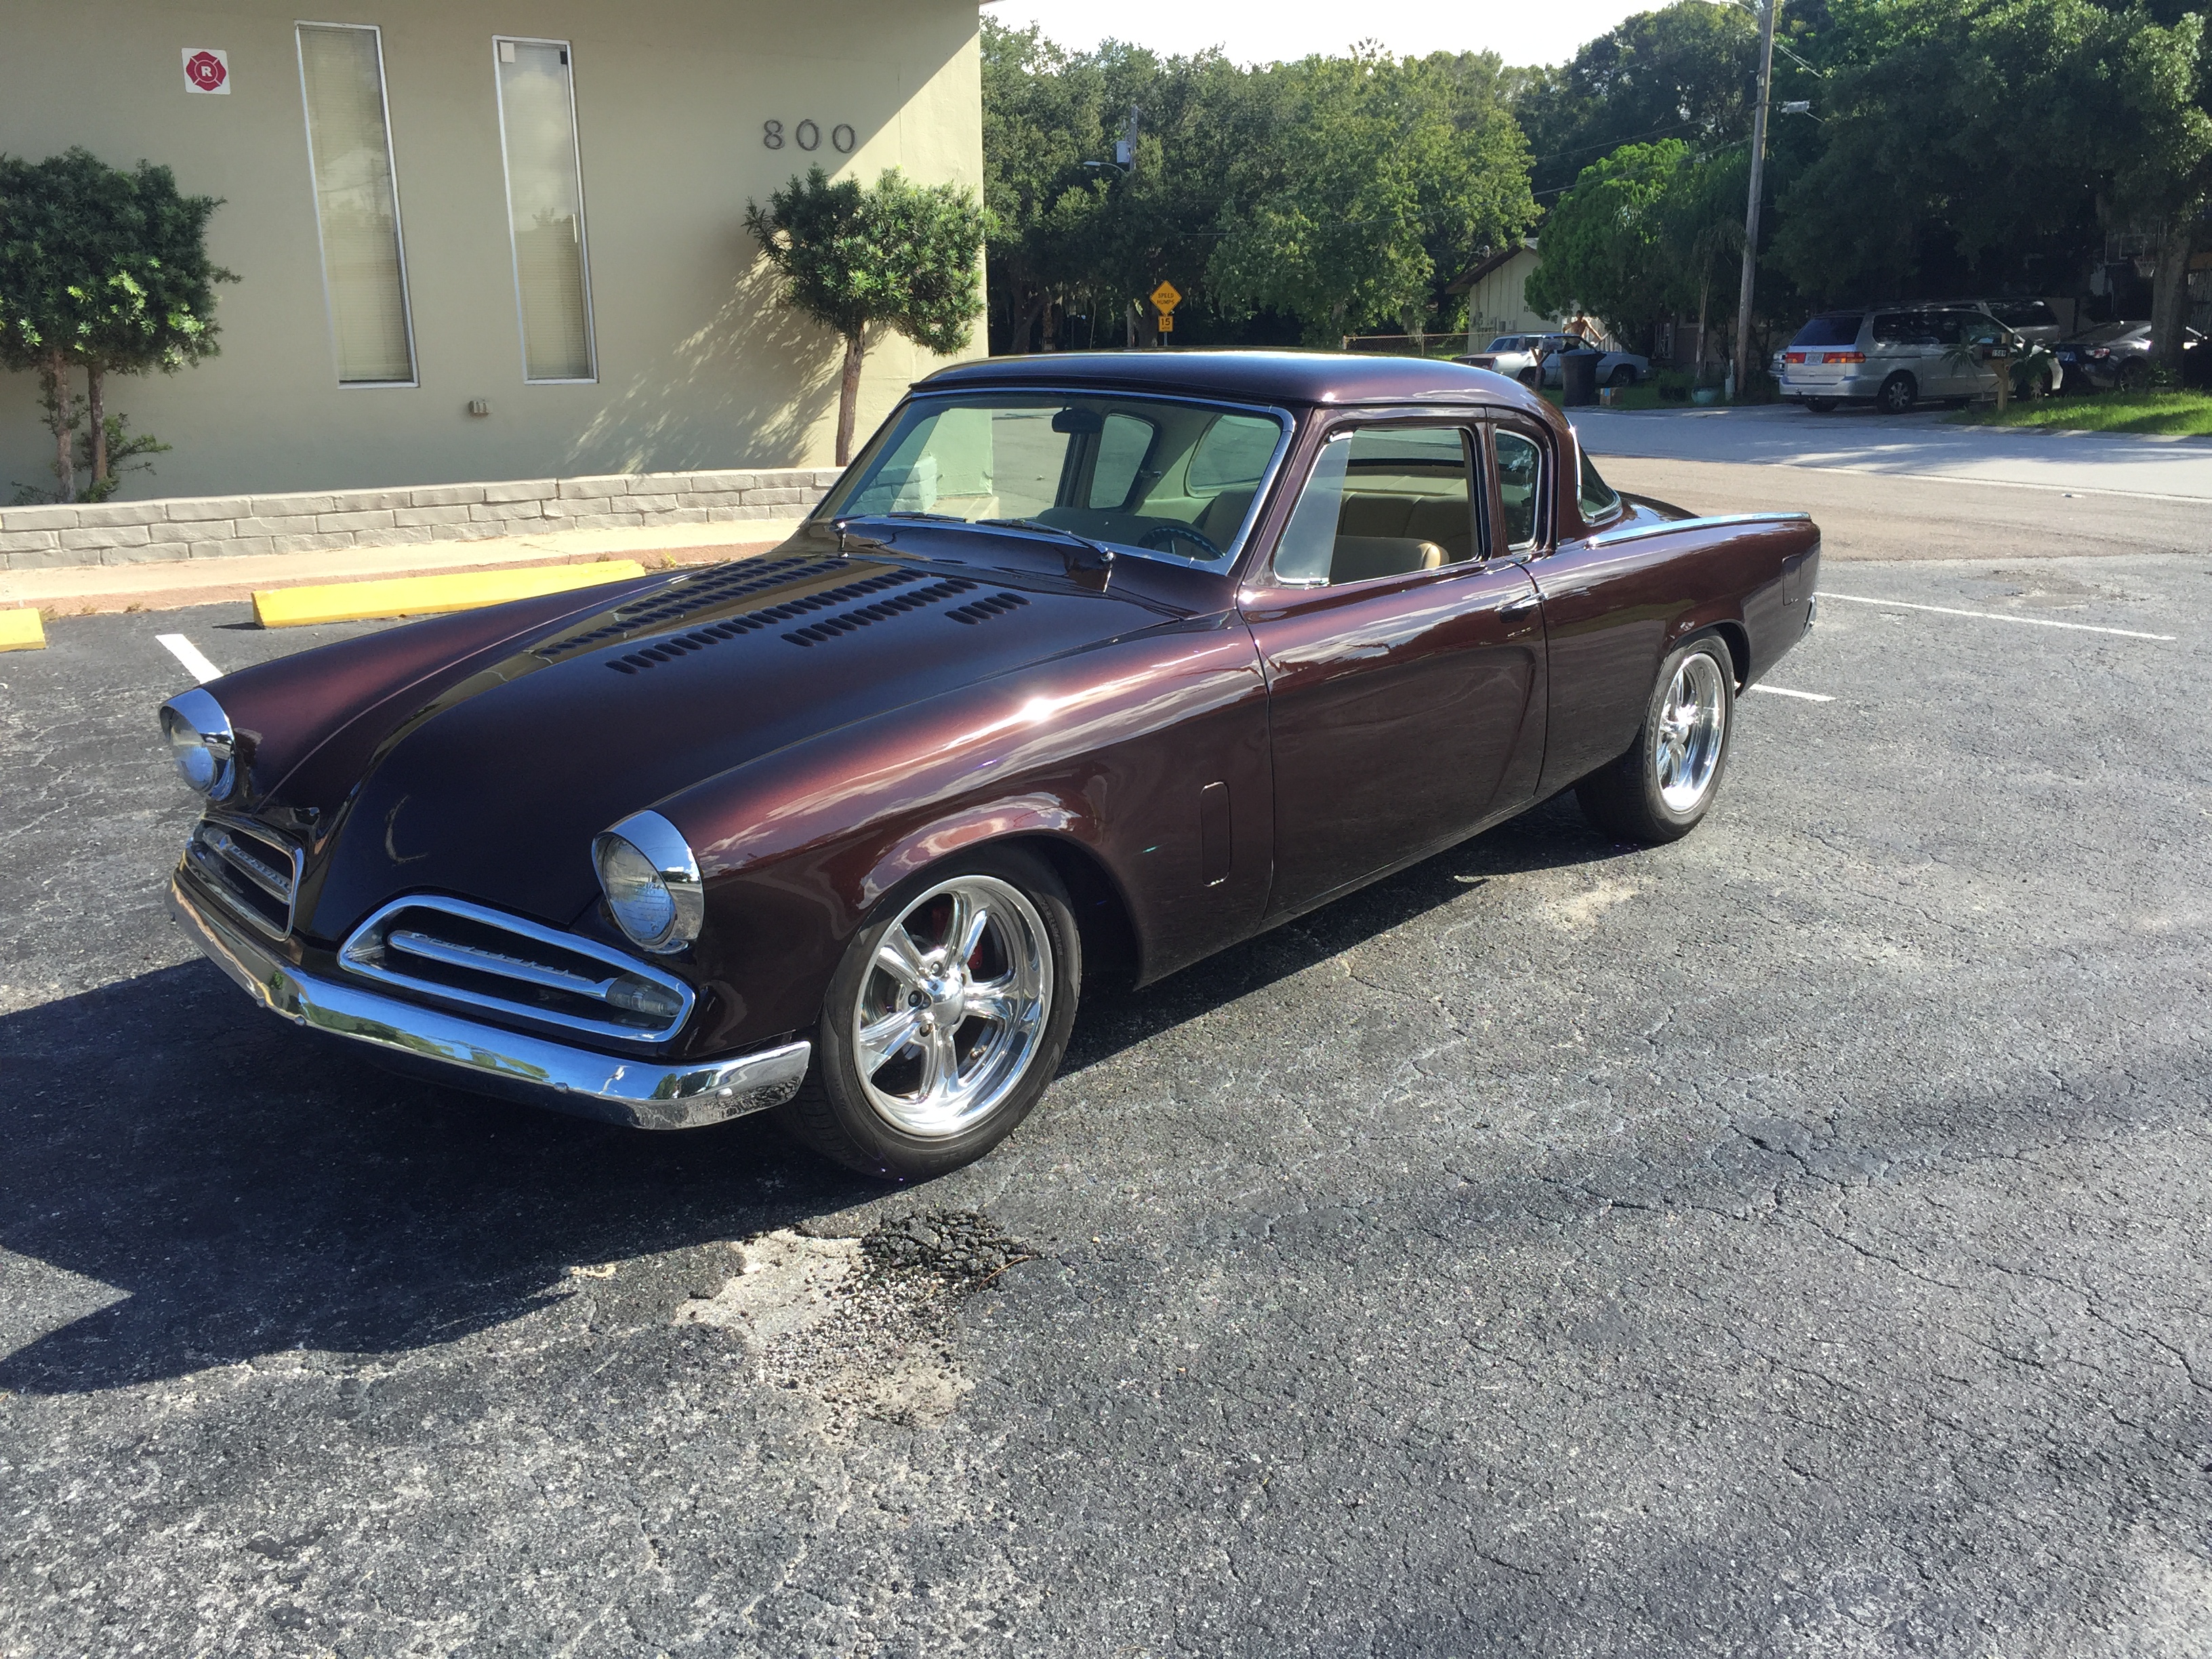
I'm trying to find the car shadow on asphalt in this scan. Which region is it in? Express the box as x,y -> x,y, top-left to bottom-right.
0,960 -> 881,1397
0,794 -> 1626,1398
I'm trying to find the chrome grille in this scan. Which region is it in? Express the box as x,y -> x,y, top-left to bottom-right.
185,818 -> 302,939
339,896 -> 695,1043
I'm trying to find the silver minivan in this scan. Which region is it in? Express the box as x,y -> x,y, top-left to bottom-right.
1779,305 -> 2022,413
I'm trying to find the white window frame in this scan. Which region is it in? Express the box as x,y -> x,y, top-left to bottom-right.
491,35 -> 599,385
294,20 -> 419,390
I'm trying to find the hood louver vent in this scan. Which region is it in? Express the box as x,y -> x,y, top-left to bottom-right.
945,592 -> 1032,625
539,555 -> 847,664
602,570 -> 984,670
780,577 -> 983,648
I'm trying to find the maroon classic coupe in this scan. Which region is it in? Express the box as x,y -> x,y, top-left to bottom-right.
161,352 -> 1819,1179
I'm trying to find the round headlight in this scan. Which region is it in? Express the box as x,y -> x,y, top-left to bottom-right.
592,811 -> 704,955
158,687 -> 237,798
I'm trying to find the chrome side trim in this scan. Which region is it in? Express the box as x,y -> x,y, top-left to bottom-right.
340,894 -> 695,1044
1584,510 -> 1814,551
171,872 -> 808,1131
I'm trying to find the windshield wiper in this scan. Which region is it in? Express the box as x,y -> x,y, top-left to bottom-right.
978,517 -> 1118,583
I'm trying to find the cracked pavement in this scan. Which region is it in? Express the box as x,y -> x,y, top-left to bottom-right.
2,548 -> 2208,1656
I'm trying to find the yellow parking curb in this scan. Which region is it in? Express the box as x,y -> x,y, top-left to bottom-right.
0,608 -> 46,652
253,559 -> 649,628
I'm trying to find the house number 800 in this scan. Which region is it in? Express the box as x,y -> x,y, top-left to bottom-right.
763,120 -> 857,153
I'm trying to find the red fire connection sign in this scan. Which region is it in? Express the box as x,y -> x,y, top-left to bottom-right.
182,48 -> 230,94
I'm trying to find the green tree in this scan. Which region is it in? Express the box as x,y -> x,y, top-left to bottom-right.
1513,1 -> 1775,197
1525,140 -> 1692,348
1210,49 -> 1537,345
745,165 -> 985,464
0,147 -> 230,501
1767,0 -> 2209,363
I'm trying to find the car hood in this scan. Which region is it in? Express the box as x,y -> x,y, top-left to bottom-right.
290,531 -> 1189,943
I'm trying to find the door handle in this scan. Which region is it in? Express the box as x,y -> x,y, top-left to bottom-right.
1498,593 -> 1542,618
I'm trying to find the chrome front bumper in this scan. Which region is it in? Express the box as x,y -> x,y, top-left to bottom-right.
168,872 -> 811,1131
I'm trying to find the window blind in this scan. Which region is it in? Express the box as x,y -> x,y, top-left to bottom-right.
297,24 -> 415,384
496,41 -> 595,381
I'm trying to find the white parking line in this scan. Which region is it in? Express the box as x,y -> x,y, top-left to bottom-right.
155,633 -> 224,683
1815,592 -> 2176,642
1748,684 -> 1835,702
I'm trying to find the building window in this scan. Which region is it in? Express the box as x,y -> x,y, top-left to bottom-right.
494,38 -> 596,382
295,23 -> 416,386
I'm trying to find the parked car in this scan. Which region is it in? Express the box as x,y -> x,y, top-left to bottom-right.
2054,321 -> 2205,392
1456,335 -> 1649,390
1778,304 -> 2027,413
1458,332 -> 1570,385
162,352 -> 1820,1180
1929,298 -> 2067,350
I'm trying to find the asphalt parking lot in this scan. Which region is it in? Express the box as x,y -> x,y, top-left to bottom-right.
4,546 -> 2210,1655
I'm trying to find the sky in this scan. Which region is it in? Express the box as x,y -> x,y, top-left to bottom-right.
981,0 -> 1658,68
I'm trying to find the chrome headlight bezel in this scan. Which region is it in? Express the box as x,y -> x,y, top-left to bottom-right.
592,810 -> 705,956
159,686 -> 238,800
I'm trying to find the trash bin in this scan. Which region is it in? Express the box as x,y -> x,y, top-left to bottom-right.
1561,349 -> 1599,407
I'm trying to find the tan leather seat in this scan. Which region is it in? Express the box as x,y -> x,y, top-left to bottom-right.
1328,537 -> 1446,583
1197,488 -> 1256,544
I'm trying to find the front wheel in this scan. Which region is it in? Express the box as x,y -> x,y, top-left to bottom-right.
1608,364 -> 1638,388
775,847 -> 1081,1180
1575,636 -> 1737,844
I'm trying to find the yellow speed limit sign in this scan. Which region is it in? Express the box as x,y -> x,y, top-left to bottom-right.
1149,281 -> 1182,314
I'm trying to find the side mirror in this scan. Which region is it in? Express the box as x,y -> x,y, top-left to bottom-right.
1051,409 -> 1105,436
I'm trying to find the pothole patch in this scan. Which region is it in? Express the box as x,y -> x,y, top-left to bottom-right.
674,1212 -> 1034,1433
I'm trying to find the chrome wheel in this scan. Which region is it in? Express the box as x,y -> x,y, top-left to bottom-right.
850,874 -> 1052,1139
1654,651 -> 1727,812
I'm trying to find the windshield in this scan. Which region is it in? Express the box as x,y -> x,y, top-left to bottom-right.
1791,314 -> 1864,348
817,392 -> 1290,572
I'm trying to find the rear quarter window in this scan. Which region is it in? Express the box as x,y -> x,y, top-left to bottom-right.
1791,314 -> 1865,348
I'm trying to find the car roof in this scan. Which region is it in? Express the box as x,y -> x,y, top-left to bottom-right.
919,349 -> 1553,414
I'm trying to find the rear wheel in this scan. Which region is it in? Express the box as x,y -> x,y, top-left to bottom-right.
775,847 -> 1081,1181
1576,636 -> 1736,844
1877,373 -> 1918,414
2118,359 -> 2150,392
1805,397 -> 1839,413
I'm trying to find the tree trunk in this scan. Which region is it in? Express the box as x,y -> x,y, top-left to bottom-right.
2148,218 -> 2196,377
1693,269 -> 1712,385
41,349 -> 76,504
1007,291 -> 1046,356
837,329 -> 865,467
87,363 -> 108,491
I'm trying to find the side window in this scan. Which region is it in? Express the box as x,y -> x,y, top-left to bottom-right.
1872,312 -> 1910,345
1577,446 -> 1622,525
1188,412 -> 1279,492
1087,413 -> 1154,509
1270,426 -> 1480,587
1494,429 -> 1544,550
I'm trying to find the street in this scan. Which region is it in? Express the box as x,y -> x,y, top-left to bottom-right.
3,483 -> 2210,1652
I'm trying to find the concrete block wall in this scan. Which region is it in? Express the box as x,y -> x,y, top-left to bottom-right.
0,468 -> 843,571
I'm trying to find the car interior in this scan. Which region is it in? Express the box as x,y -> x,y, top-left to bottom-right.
1272,426 -> 1483,586
828,394 -> 1286,569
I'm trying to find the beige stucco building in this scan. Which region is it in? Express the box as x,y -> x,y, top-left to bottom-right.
1452,242 -> 1553,344
0,1 -> 985,501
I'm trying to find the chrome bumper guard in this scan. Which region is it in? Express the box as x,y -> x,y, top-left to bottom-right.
169,872 -> 810,1131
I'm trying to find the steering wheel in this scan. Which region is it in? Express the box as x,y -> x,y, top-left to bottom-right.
1139,523 -> 1223,560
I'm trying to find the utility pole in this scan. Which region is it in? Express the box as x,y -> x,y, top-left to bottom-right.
1733,0 -> 1778,401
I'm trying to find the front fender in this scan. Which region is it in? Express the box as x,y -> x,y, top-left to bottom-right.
657,614 -> 1273,1057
